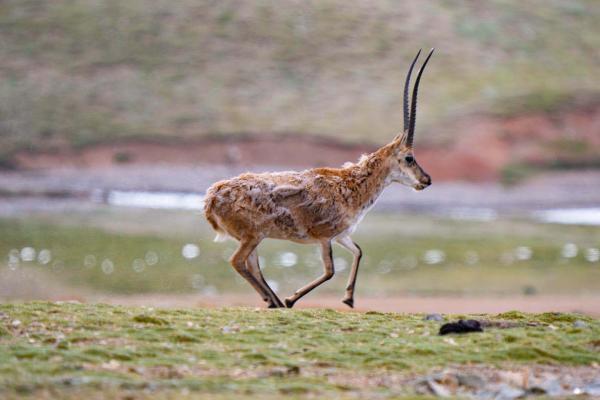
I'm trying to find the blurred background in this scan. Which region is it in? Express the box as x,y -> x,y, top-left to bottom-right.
1,0 -> 599,314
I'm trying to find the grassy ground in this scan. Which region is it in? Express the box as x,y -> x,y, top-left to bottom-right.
1,209 -> 599,299
0,0 -> 599,160
0,302 -> 598,399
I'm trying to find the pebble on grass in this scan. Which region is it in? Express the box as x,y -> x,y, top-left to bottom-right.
424,313 -> 444,322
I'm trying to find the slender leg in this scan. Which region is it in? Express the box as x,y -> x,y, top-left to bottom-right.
246,249 -> 285,308
284,240 -> 334,308
230,239 -> 273,307
336,236 -> 362,308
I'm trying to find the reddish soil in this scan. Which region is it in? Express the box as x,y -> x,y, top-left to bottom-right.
13,102 -> 600,181
14,134 -> 375,171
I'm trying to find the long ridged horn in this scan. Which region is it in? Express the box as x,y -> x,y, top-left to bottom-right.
407,48 -> 434,148
403,49 -> 422,133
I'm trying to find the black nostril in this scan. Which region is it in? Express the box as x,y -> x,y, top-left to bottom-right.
424,175 -> 432,185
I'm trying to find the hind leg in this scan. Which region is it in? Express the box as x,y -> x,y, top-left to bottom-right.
230,238 -> 273,307
247,250 -> 285,308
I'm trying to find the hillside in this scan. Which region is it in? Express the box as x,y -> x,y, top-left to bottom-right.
1,0 -> 599,167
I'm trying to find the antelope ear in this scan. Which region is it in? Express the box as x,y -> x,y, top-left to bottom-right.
392,131 -> 409,148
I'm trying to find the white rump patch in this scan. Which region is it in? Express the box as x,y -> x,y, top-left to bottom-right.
214,232 -> 230,242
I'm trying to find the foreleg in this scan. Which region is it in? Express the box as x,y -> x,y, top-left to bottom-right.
336,236 -> 362,308
284,240 -> 334,308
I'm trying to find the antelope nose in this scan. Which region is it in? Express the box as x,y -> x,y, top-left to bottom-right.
422,174 -> 432,186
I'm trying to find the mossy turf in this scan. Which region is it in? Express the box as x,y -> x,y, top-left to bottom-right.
0,302 -> 598,398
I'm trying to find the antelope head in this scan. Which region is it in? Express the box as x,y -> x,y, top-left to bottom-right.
388,48 -> 433,191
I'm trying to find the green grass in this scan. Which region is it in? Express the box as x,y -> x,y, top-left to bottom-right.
0,302 -> 598,398
1,211 -> 599,297
0,0 -> 599,159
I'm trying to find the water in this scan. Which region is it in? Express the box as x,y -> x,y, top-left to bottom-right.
107,190 -> 204,210
445,207 -> 498,222
104,190 -> 600,226
534,208 -> 600,226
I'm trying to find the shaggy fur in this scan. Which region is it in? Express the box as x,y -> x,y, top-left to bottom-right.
204,133 -> 431,308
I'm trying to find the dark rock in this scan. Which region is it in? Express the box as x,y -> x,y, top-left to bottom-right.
439,319 -> 483,335
529,379 -> 563,396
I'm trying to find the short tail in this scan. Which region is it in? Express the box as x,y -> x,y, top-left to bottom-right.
203,189 -> 229,242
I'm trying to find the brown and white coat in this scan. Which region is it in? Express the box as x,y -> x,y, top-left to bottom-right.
204,49 -> 434,308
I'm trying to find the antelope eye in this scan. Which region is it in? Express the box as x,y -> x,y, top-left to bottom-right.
404,155 -> 414,163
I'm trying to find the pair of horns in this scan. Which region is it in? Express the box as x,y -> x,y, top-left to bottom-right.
402,48 -> 434,148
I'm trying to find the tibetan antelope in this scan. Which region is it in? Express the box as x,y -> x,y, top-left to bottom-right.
204,49 -> 434,308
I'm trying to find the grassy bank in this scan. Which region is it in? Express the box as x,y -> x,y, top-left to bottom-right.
0,302 -> 598,398
1,0 -> 599,158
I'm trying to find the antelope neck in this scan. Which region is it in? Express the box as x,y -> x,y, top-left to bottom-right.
345,149 -> 392,213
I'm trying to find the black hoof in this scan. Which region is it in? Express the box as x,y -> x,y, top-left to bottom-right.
273,298 -> 285,308
268,303 -> 278,308
284,298 -> 295,308
342,298 -> 354,308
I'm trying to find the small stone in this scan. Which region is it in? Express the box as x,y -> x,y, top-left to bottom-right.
426,378 -> 451,397
270,365 -> 300,377
573,320 -> 588,328
11,320 -> 21,328
530,379 -> 564,396
424,313 -> 444,322
499,371 -> 527,388
457,373 -> 485,389
221,325 -> 240,334
101,359 -> 121,370
495,384 -> 526,400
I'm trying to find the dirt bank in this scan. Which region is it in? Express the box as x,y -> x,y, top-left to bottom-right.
11,100 -> 600,182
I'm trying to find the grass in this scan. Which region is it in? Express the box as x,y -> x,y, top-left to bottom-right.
0,302 -> 598,398
0,0 -> 599,159
1,210 -> 599,297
